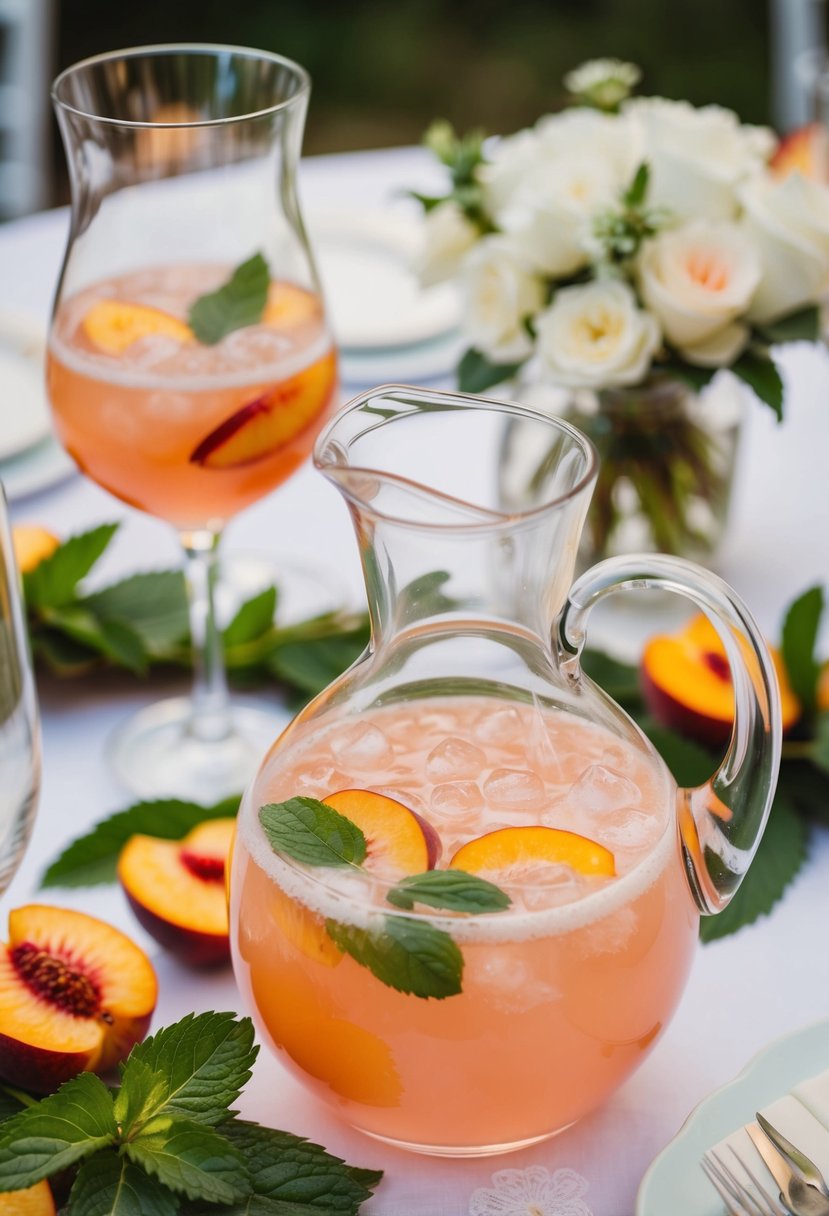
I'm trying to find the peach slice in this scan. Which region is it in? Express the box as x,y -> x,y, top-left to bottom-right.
0,1181 -> 56,1216
641,613 -> 800,747
449,825 -> 615,878
118,818 -> 236,968
818,660 -> 829,713
263,282 -> 322,329
771,123 -> 829,182
323,788 -> 441,878
82,300 -> 193,354
0,905 -> 157,1094
11,526 -> 59,575
189,349 -> 336,469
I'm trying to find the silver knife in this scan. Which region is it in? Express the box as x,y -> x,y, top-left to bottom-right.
746,1122 -> 829,1216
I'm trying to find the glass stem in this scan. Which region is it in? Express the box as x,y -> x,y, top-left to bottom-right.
181,529 -> 231,744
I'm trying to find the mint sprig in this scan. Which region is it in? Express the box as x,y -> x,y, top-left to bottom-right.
386,868 -> 511,913
259,799 -> 367,868
188,253 -> 270,345
782,584 -> 824,715
0,1013 -> 382,1214
326,915 -> 463,1000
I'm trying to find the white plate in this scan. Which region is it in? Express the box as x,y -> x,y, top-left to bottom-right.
0,312 -> 52,461
637,1017 -> 829,1214
309,211 -> 461,351
0,436 -> 76,502
339,328 -> 466,387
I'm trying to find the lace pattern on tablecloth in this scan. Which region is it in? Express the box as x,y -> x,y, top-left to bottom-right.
468,1165 -> 593,1215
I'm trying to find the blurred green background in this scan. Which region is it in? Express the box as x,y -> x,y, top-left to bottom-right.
57,0 -> 772,156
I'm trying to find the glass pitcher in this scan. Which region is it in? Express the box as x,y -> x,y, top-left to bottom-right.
230,385 -> 780,1156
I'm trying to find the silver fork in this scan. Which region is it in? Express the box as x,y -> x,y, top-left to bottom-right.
702,1144 -> 789,1216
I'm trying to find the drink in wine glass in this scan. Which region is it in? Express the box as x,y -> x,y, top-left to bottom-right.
49,45 -> 336,799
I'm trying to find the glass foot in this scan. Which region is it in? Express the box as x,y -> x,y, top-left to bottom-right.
107,697 -> 288,802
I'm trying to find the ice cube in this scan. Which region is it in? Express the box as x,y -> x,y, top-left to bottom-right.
371,786 -> 429,816
330,721 -> 394,771
294,762 -> 350,796
598,809 -> 658,850
467,952 -> 560,1011
430,780 -> 483,816
123,333 -> 184,368
473,705 -> 524,745
483,767 -> 547,811
426,737 -> 486,781
510,863 -> 582,912
564,764 -> 641,816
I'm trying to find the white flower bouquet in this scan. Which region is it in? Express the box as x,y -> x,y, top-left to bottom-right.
414,62 -> 829,558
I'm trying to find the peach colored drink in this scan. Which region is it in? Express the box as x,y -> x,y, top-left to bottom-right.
47,265 -> 337,530
231,696 -> 699,1154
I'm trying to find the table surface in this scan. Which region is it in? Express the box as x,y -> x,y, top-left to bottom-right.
1,145 -> 829,1216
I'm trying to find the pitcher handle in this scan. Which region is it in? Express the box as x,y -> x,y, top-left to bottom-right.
557,554 -> 782,915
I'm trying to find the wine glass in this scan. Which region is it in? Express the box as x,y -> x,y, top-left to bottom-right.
0,486 -> 41,895
47,45 -> 338,800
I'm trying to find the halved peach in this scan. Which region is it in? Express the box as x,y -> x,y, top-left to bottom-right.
11,526 -> 60,575
771,123 -> 829,182
82,300 -> 193,354
818,661 -> 829,713
0,1181 -> 56,1216
263,282 -> 322,329
118,818 -> 235,968
641,613 -> 800,747
323,788 -> 441,878
0,905 -> 157,1094
189,349 -> 336,469
449,825 -> 615,878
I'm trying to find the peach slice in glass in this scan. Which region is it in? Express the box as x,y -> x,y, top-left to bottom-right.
263,282 -> 322,329
0,904 -> 157,1093
82,300 -> 192,354
449,825 -> 615,879
323,788 -> 441,879
118,818 -> 236,968
189,348 -> 336,469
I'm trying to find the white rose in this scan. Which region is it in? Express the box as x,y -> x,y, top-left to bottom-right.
741,171 -> 829,322
478,128 -> 544,217
461,237 -> 545,362
625,97 -> 773,221
638,220 -> 761,365
535,109 -> 642,185
535,279 -> 661,388
414,200 -> 479,288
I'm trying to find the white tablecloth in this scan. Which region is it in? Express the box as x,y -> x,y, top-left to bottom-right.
1,146 -> 829,1216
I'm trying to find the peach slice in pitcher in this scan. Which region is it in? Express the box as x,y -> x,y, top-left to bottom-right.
189,349 -> 336,469
0,905 -> 157,1094
82,300 -> 192,354
323,788 -> 442,879
640,613 -> 800,747
449,825 -> 615,879
118,818 -> 236,968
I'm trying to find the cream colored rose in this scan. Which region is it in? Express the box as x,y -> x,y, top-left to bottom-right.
478,128 -> 544,218
461,237 -> 545,362
625,97 -> 774,221
638,220 -> 761,365
414,200 -> 479,288
535,279 -> 661,388
741,171 -> 829,322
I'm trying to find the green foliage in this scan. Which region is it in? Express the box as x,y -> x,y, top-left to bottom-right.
753,306 -> 821,346
259,798 -> 368,868
781,585 -> 824,715
326,915 -> 464,1000
386,869 -> 511,913
457,347 -> 525,394
0,1013 -> 381,1213
188,254 -> 270,346
730,349 -> 784,420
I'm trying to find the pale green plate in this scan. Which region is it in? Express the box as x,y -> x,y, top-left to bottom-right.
637,1018 -> 829,1214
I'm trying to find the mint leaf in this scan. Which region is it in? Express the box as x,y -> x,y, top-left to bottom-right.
44,604 -> 148,673
0,1073 -> 117,1190
188,253 -> 270,345
581,648 -> 642,711
387,869 -> 510,913
217,1121 -> 382,1212
41,795 -> 240,888
326,915 -> 463,999
813,711 -> 829,775
224,587 -> 277,648
0,1088 -> 26,1126
730,349 -> 784,420
753,305 -> 820,345
700,789 -> 808,943
782,585 -> 824,714
113,1058 -> 171,1138
68,1152 -> 179,1216
83,571 -> 189,657
23,523 -> 119,609
641,720 -> 716,787
259,799 -> 367,868
118,1012 -> 257,1130
457,347 -> 524,394
268,628 -> 369,700
125,1114 -> 247,1203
